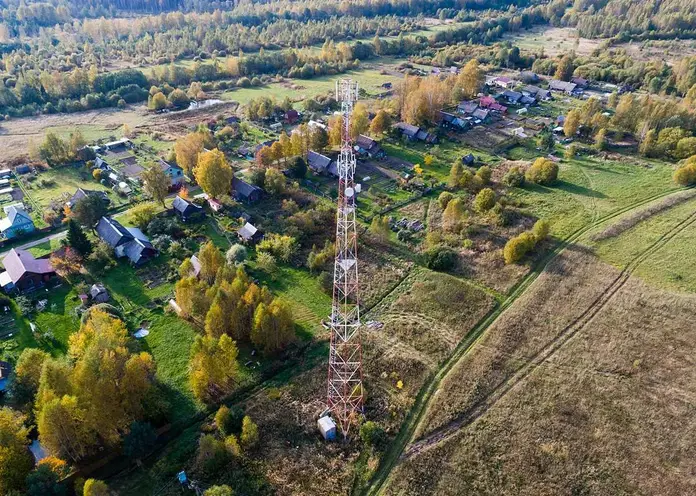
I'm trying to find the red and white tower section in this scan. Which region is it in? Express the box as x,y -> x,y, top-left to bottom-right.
326,79 -> 363,437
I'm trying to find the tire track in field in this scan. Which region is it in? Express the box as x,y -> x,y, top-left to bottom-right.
402,209 -> 696,459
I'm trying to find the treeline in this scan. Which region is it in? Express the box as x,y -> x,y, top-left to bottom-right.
563,0 -> 696,41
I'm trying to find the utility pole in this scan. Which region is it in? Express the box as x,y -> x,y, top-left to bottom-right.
326,79 -> 364,438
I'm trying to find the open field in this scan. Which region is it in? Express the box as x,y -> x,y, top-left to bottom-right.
221,66 -> 396,106
383,271 -> 696,496
0,106 -> 151,165
590,195 -> 696,294
503,26 -> 602,57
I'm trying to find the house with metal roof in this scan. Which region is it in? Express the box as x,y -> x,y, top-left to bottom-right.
355,135 -> 385,159
501,90 -> 523,105
0,248 -> 56,292
308,151 -> 333,174
66,188 -> 110,209
549,79 -> 580,95
237,222 -> 263,243
158,159 -> 185,187
96,216 -> 157,266
0,206 -> 35,239
394,122 -> 420,140
232,177 -> 263,203
172,196 -> 204,222
89,283 -> 110,303
457,101 -> 479,115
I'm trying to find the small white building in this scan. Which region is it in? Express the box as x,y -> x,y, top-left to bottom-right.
317,416 -> 337,441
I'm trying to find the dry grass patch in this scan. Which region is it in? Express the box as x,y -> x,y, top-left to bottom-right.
385,274 -> 696,496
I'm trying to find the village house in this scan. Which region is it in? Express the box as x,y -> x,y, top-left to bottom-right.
491,76 -> 516,89
66,188 -> 110,209
0,249 -> 56,292
172,195 -> 205,222
500,90 -> 523,105
571,76 -> 589,89
158,159 -> 185,187
232,177 -> 263,203
438,111 -> 470,131
457,101 -> 479,115
549,79 -> 582,96
521,85 -> 552,101
284,109 -> 300,124
0,206 -> 35,239
393,123 -> 438,143
354,135 -> 386,159
479,96 -> 507,113
308,151 -> 333,174
96,216 -> 158,266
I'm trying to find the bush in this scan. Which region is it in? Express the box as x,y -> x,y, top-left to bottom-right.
80,303 -> 123,324
438,191 -> 454,209
502,166 -> 525,187
473,188 -> 496,213
476,165 -> 491,184
15,296 -> 34,316
503,232 -> 537,264
425,246 -> 458,271
360,421 -> 387,449
532,219 -> 550,241
525,158 -> 558,185
226,244 -> 247,265
673,158 -> 696,186
196,435 -> 229,474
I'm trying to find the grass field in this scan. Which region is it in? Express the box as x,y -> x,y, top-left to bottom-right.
590,195 -> 696,294
221,66 -> 396,105
384,268 -> 696,495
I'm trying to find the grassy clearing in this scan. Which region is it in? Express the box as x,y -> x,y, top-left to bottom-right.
590,196 -> 696,293
221,67 -> 395,105
508,154 -> 678,238
385,272 -> 696,495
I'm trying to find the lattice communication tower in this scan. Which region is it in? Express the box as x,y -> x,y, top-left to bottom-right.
326,79 -> 363,437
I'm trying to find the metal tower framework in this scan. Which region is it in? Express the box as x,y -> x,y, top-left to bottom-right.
326,79 -> 363,437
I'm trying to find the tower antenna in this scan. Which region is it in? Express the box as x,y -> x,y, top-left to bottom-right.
326,79 -> 363,437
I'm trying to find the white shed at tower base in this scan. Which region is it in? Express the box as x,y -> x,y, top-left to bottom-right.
317,416 -> 337,440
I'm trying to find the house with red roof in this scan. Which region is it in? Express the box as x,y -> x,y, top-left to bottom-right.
0,249 -> 56,292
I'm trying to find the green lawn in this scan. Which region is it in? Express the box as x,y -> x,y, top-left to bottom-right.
590,196 -> 696,293
508,155 -> 679,238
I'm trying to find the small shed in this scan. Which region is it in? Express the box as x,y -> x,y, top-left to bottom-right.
238,222 -> 262,243
462,154 -> 475,166
89,283 -> 110,303
317,416 -> 336,441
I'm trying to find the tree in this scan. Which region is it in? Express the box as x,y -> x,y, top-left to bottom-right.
310,127 -> 329,152
328,115 -> 343,147
350,102 -> 370,140
674,158 -> 696,186
474,188 -> 496,213
205,486 -> 235,496
676,137 -> 696,159
639,129 -> 657,157
198,241 -> 225,285
359,421 -> 386,449
533,219 -> 550,241
83,479 -> 110,496
536,130 -> 554,151
448,162 -> 464,189
438,191 -> 454,209
141,164 -> 170,206
369,216 -> 391,243
168,89 -> 190,109
564,109 -> 581,138
37,395 -> 93,463
240,416 -> 259,449
71,193 -> 107,229
12,348 -> 49,404
190,334 -> 240,403
123,421 -> 156,463
503,232 -> 537,264
264,168 -> 286,195
502,166 -> 525,187
425,246 -> 457,271
476,165 -> 491,185
26,459 -> 68,496
50,247 -> 82,280
443,198 -> 466,232
39,132 -> 69,166
66,219 -> 92,257
129,202 -> 158,230
564,144 -> 577,160
195,434 -> 229,474
555,55 -> 574,81
0,408 -> 34,494
457,58 -> 484,99
251,299 -> 295,355
195,149 -> 233,199
226,244 -> 247,265
525,158 -> 559,185
255,252 -> 277,276
148,92 -> 167,111
594,128 -> 608,151
370,109 -> 391,135
174,131 -> 211,176
289,157 -> 307,178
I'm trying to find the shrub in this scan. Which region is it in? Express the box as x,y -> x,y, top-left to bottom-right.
476,165 -> 491,184
473,188 -> 496,213
532,219 -> 551,241
503,232 -> 537,264
673,158 -> 696,186
360,421 -> 387,450
226,244 -> 247,265
438,191 -> 454,209
525,158 -> 558,185
502,166 -> 525,187
195,435 -> 229,474
425,246 -> 458,271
